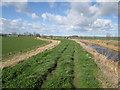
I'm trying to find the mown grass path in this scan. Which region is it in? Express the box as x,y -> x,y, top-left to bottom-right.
73,41 -> 102,88
41,40 -> 75,88
2,39 -> 102,88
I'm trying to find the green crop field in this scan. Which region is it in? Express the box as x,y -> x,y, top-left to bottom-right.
2,37 -> 49,61
2,39 -> 102,88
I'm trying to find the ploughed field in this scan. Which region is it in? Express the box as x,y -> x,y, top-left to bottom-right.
2,39 -> 102,88
2,37 -> 49,61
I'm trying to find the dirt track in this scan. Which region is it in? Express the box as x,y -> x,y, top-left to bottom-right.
1,38 -> 60,69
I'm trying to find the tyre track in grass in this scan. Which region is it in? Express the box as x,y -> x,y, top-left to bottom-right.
73,42 -> 84,88
73,43 -> 78,88
71,47 -> 76,89
40,44 -> 69,88
40,43 -> 69,88
1,37 -> 60,69
41,40 -> 75,88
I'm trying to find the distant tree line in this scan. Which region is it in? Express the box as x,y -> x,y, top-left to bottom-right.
0,32 -> 41,37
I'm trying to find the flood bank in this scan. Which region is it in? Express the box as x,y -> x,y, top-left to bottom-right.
81,42 -> 119,62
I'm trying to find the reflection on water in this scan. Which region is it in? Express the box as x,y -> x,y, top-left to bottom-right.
82,42 -> 119,62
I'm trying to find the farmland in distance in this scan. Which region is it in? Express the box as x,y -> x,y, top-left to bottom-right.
2,37 -> 49,61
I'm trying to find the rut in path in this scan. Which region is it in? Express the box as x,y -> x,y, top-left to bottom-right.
71,46 -> 76,89
41,41 -> 76,88
73,44 -> 79,88
40,44 -> 69,88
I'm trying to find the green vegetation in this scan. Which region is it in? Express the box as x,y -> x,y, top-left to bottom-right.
2,37 -> 49,61
41,40 -> 75,88
2,39 -> 102,88
73,42 -> 101,88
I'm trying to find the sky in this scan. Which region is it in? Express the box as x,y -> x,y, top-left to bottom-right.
0,0 -> 119,36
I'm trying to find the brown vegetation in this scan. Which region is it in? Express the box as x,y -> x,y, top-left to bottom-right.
78,39 -> 120,52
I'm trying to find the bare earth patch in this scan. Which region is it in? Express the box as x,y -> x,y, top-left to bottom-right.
71,39 -> 119,88
1,38 -> 60,69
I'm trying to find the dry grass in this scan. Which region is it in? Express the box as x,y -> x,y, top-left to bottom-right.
78,39 -> 120,52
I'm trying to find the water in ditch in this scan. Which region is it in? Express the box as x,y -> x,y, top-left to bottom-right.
82,42 -> 120,62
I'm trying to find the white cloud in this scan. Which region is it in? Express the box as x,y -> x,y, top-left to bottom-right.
0,18 -> 61,35
1,1 -> 118,36
29,0 -> 118,2
0,17 -> 118,36
2,0 -> 28,2
31,13 -> 40,22
1,2 -> 40,22
42,13 -> 67,25
42,3 -> 95,30
14,2 -> 30,15
1,18 -> 30,34
41,13 -> 47,20
96,0 -> 119,2
92,19 -> 111,28
41,2 -> 117,34
99,2 -> 118,16
49,2 -> 56,8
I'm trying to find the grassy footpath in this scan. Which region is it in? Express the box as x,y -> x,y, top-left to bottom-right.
73,42 -> 102,88
2,39 -> 102,88
41,40 -> 75,88
2,37 -> 49,61
42,40 -> 102,88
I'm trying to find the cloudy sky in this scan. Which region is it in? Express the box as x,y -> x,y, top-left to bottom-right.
0,0 -> 119,36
